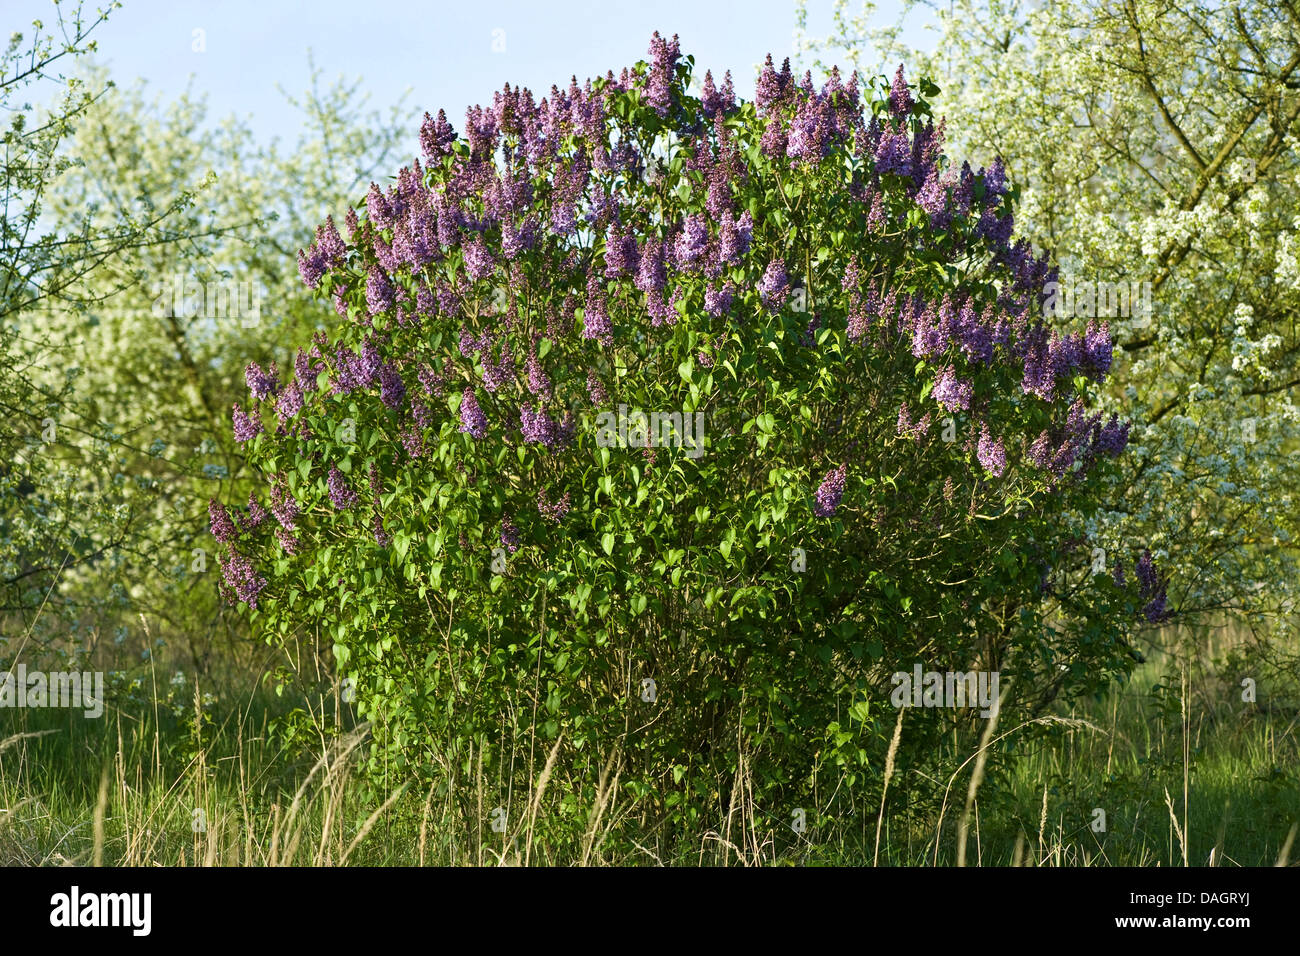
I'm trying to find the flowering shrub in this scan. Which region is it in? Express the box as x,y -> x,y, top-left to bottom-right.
213,36 -> 1158,843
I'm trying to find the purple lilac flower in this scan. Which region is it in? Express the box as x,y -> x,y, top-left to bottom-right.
909,297 -> 945,359
587,370 -> 608,406
755,54 -> 794,111
1097,414 -> 1130,457
983,158 -> 1007,200
867,192 -> 887,231
209,499 -> 237,544
705,281 -> 735,317
500,513 -> 521,554
240,493 -> 268,531
464,237 -> 495,281
372,512 -> 391,548
232,403 -> 262,443
813,464 -> 847,517
365,266 -> 395,316
700,69 -> 736,117
758,258 -> 790,312
932,366 -> 973,413
976,424 -> 1007,477
917,168 -> 951,229
977,208 -> 1014,248
459,327 -> 487,358
1135,550 -> 1158,596
1026,430 -> 1053,470
276,380 -> 304,424
418,365 -> 446,398
378,363 -> 406,409
759,116 -> 788,159
479,339 -> 514,393
956,302 -> 993,366
219,549 -> 267,609
327,467 -> 357,510
352,340 -> 379,388
520,403 -> 555,446
787,93 -> 835,163
537,488 -> 572,523
297,248 -> 326,288
582,277 -> 613,344
874,131 -> 912,179
271,481 -> 299,531
635,238 -> 667,294
459,389 -> 488,439
1143,593 -> 1168,622
888,64 -> 912,119
420,109 -> 458,162
400,423 -> 426,459
1135,550 -> 1169,621
245,362 -> 278,401
275,527 -> 300,556
645,32 -> 680,118
605,223 -> 639,278
331,344 -> 360,395
674,214 -> 710,269
1083,320 -> 1113,381
295,348 -> 322,392
897,403 -> 930,440
897,403 -> 913,437
526,339 -> 551,396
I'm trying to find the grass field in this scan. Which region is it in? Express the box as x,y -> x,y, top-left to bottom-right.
2,625 -> 1296,866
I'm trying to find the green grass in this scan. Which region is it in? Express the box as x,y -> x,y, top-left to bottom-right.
2,636 -> 1296,866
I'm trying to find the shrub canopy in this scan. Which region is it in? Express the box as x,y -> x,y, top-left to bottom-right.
213,35 -> 1157,843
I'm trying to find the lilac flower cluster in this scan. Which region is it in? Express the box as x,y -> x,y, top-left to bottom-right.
896,403 -> 931,440
232,403 -> 262,443
209,499 -> 237,544
276,381 -> 304,424
219,549 -> 267,609
644,32 -> 681,118
1135,550 -> 1169,622
976,424 -> 1007,478
537,488 -> 572,523
520,404 -> 574,449
296,215 -> 346,289
459,389 -> 488,439
582,277 -> 614,343
327,466 -> 357,510
699,69 -> 736,118
378,364 -> 406,409
271,480 -> 299,531
500,513 -> 521,554
480,338 -> 515,393
813,464 -> 847,517
931,366 -> 973,413
526,338 -> 551,396
239,493 -> 269,531
757,259 -> 790,312
245,362 -> 278,401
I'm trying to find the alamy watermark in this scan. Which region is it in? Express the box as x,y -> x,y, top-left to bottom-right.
1043,276 -> 1153,328
49,886 -> 150,936
151,275 -> 263,327
595,405 -> 705,458
890,664 -> 1000,718
0,665 -> 103,718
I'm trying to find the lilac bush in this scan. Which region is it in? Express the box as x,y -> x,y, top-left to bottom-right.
211,35 -> 1160,843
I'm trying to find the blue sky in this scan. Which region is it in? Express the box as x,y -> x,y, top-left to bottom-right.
12,0 -> 937,150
